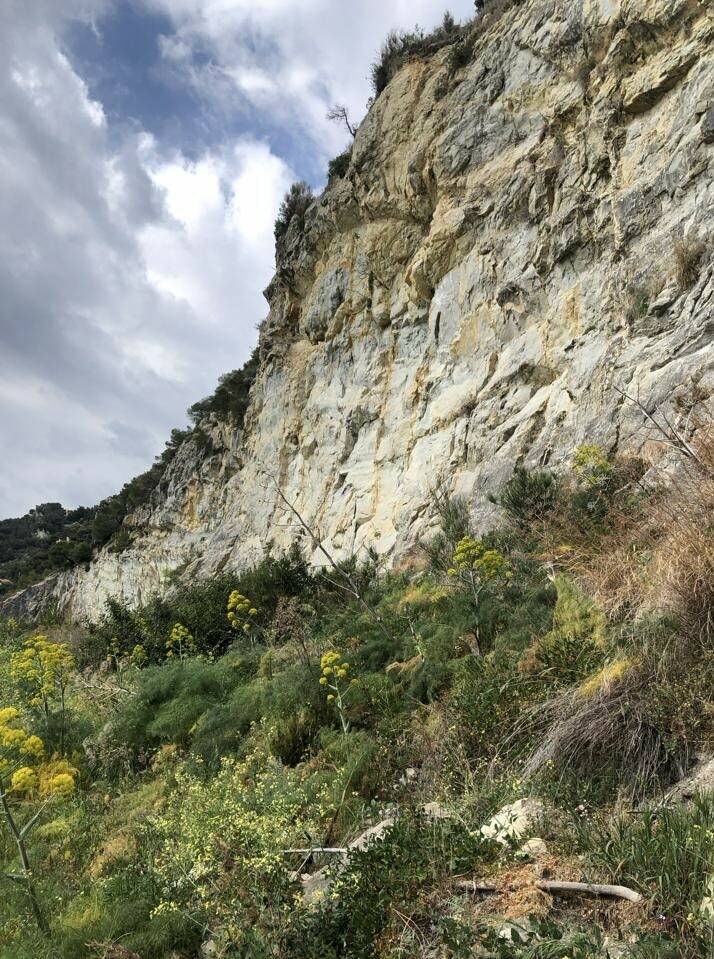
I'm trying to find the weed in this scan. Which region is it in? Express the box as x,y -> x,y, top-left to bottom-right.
674,237 -> 706,290
577,794 -> 714,953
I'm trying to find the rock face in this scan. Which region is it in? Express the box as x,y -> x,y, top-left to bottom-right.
5,0 -> 714,622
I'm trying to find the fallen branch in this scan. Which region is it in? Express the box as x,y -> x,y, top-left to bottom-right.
283,847 -> 347,856
454,880 -> 498,895
536,880 -> 642,903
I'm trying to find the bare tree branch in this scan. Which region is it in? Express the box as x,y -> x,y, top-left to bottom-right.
326,104 -> 357,138
260,467 -> 395,644
614,385 -> 707,472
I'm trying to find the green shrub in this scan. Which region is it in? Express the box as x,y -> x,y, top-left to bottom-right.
519,576 -> 606,683
624,279 -> 658,328
370,13 -> 461,97
328,148 -> 351,181
55,866 -> 201,959
445,653 -> 544,771
286,812 -> 494,959
567,449 -> 647,535
102,657 -> 240,763
188,347 -> 259,425
447,36 -> 475,72
238,543 -> 316,613
275,181 -> 314,240
493,467 -> 560,533
420,483 -> 473,571
87,546 -> 316,666
470,917 -> 608,958
189,675 -> 264,762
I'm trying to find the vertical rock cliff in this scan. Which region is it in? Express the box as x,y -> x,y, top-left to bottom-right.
6,0 -> 714,621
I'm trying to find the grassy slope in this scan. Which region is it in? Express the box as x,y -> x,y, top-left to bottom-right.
1,439 -> 713,959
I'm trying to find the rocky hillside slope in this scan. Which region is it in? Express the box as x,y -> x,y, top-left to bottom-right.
5,0 -> 714,621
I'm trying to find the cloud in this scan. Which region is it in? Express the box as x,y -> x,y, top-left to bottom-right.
1,0 -> 475,518
142,0 -> 477,172
0,0 -> 291,516
139,136 -> 291,327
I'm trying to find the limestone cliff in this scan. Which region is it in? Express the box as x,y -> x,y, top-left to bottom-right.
5,0 -> 714,621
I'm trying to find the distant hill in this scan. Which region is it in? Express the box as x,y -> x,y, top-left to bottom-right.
0,502 -> 96,597
1,349 -> 259,601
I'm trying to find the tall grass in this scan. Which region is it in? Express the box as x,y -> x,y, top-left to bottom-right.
577,793 -> 714,956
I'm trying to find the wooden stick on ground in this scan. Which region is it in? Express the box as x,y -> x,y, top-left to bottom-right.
282,847 -> 347,856
536,880 -> 643,903
454,880 -> 498,895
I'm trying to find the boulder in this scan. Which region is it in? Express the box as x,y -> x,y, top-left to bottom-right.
481,798 -> 546,846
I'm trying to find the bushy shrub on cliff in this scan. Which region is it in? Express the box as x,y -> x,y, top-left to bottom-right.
370,13 -> 461,96
274,181 -> 314,240
327,147 -> 352,182
188,347 -> 260,426
368,3 -> 527,98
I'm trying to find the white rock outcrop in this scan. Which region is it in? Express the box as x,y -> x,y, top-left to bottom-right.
5,0 -> 714,621
481,798 -> 546,846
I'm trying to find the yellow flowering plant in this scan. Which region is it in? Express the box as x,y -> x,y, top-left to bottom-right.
448,537 -> 511,598
320,650 -> 355,734
227,591 -> 259,641
149,746 -> 325,950
0,705 -> 76,936
130,643 -> 148,668
10,634 -> 75,754
447,536 -> 511,655
165,623 -> 196,661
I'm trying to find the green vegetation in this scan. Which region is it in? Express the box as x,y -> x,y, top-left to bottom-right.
369,2 -> 526,98
328,148 -> 352,182
1,435 -> 713,957
274,182 -> 314,241
188,347 -> 259,425
0,503 -> 95,597
370,13 -> 461,97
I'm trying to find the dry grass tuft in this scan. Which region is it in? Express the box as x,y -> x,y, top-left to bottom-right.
674,237 -> 706,290
522,422 -> 714,795
649,437 -> 714,640
557,425 -> 714,635
520,667 -> 678,797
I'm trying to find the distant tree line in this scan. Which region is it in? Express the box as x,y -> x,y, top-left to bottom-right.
0,350 -> 260,598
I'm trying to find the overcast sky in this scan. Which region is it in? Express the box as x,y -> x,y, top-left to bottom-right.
1,0 -> 475,518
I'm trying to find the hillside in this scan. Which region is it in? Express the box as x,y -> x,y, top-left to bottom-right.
0,503 -> 95,597
1,1 -> 714,956
0,353 -> 259,604
5,0 -> 714,623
